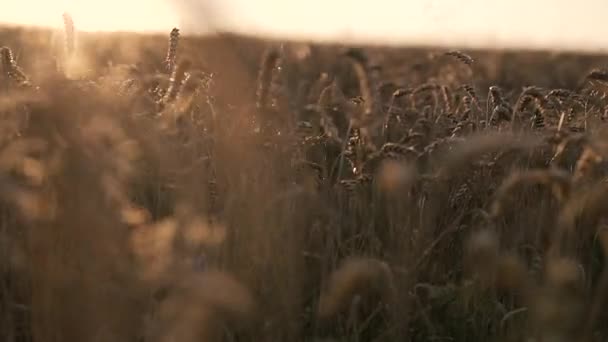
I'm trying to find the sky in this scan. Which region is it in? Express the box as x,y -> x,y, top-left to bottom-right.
1,0 -> 608,52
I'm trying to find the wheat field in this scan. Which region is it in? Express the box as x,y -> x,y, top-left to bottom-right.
2,18 -> 608,342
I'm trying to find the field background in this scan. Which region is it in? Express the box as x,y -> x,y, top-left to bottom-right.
2,24 -> 608,342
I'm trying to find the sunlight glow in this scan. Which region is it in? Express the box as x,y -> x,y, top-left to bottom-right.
1,0 -> 608,52
0,0 -> 178,33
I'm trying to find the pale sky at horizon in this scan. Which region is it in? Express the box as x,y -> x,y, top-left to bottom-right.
1,0 -> 608,52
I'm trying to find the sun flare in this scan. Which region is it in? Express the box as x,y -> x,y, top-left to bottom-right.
1,0 -> 178,33
2,0 -> 608,52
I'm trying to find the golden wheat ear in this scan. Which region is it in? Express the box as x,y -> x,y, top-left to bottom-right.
445,50 -> 475,66
0,46 -> 12,75
164,28 -> 180,74
0,46 -> 31,87
317,257 -> 395,320
151,271 -> 256,341
159,59 -> 192,114
255,46 -> 281,112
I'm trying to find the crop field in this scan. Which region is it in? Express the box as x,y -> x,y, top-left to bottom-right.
2,19 -> 608,342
